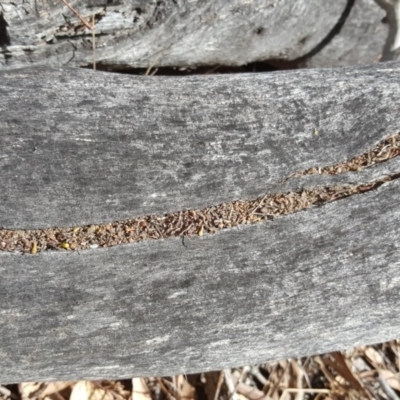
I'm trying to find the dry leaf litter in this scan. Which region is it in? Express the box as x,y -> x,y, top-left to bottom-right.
3,341 -> 400,400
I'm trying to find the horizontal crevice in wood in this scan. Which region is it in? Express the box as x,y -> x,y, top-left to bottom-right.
81,61 -> 280,75
1,132 -> 399,254
1,177 -> 400,383
84,0 -> 357,73
2,64 -> 400,230
286,132 -> 400,179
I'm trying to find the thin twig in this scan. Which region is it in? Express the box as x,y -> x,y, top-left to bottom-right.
279,388 -> 330,400
60,0 -> 93,30
92,14 -> 96,70
249,194 -> 269,215
224,369 -> 239,400
397,339 -> 400,375
377,374 -> 400,400
214,371 -> 225,400
156,378 -> 176,400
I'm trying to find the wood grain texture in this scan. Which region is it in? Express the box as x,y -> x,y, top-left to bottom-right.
2,63 -> 400,229
1,63 -> 400,383
0,0 -> 389,70
303,0 -> 387,67
0,177 -> 399,383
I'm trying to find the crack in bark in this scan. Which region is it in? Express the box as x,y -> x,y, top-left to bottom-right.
286,132 -> 400,179
0,132 -> 399,255
0,12 -> 10,47
294,0 -> 356,63
265,0 -> 356,70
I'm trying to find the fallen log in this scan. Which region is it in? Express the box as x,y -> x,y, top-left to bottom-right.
0,0 -> 392,70
0,62 -> 400,383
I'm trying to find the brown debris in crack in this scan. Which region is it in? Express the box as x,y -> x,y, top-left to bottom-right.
288,132 -> 400,178
0,133 -> 399,255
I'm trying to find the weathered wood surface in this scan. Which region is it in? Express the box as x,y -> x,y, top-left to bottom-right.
2,62 -> 400,229
1,179 -> 400,383
0,0 -> 392,70
303,0 -> 388,67
1,63 -> 400,383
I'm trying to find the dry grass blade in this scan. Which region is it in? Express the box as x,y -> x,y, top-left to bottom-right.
132,379 -> 152,400
330,352 -> 366,393
364,347 -> 385,368
378,370 -> 400,392
234,384 -> 265,400
155,379 -> 175,400
315,354 -> 370,400
175,376 -> 195,400
212,372 -> 225,400
267,362 -> 290,399
278,389 -> 330,400
70,381 -> 115,400
0,387 -> 11,400
376,374 -> 400,400
290,360 -> 305,400
224,370 -> 238,400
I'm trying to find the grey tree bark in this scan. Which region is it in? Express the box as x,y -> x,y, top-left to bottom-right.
0,62 -> 400,383
0,0 -> 394,70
